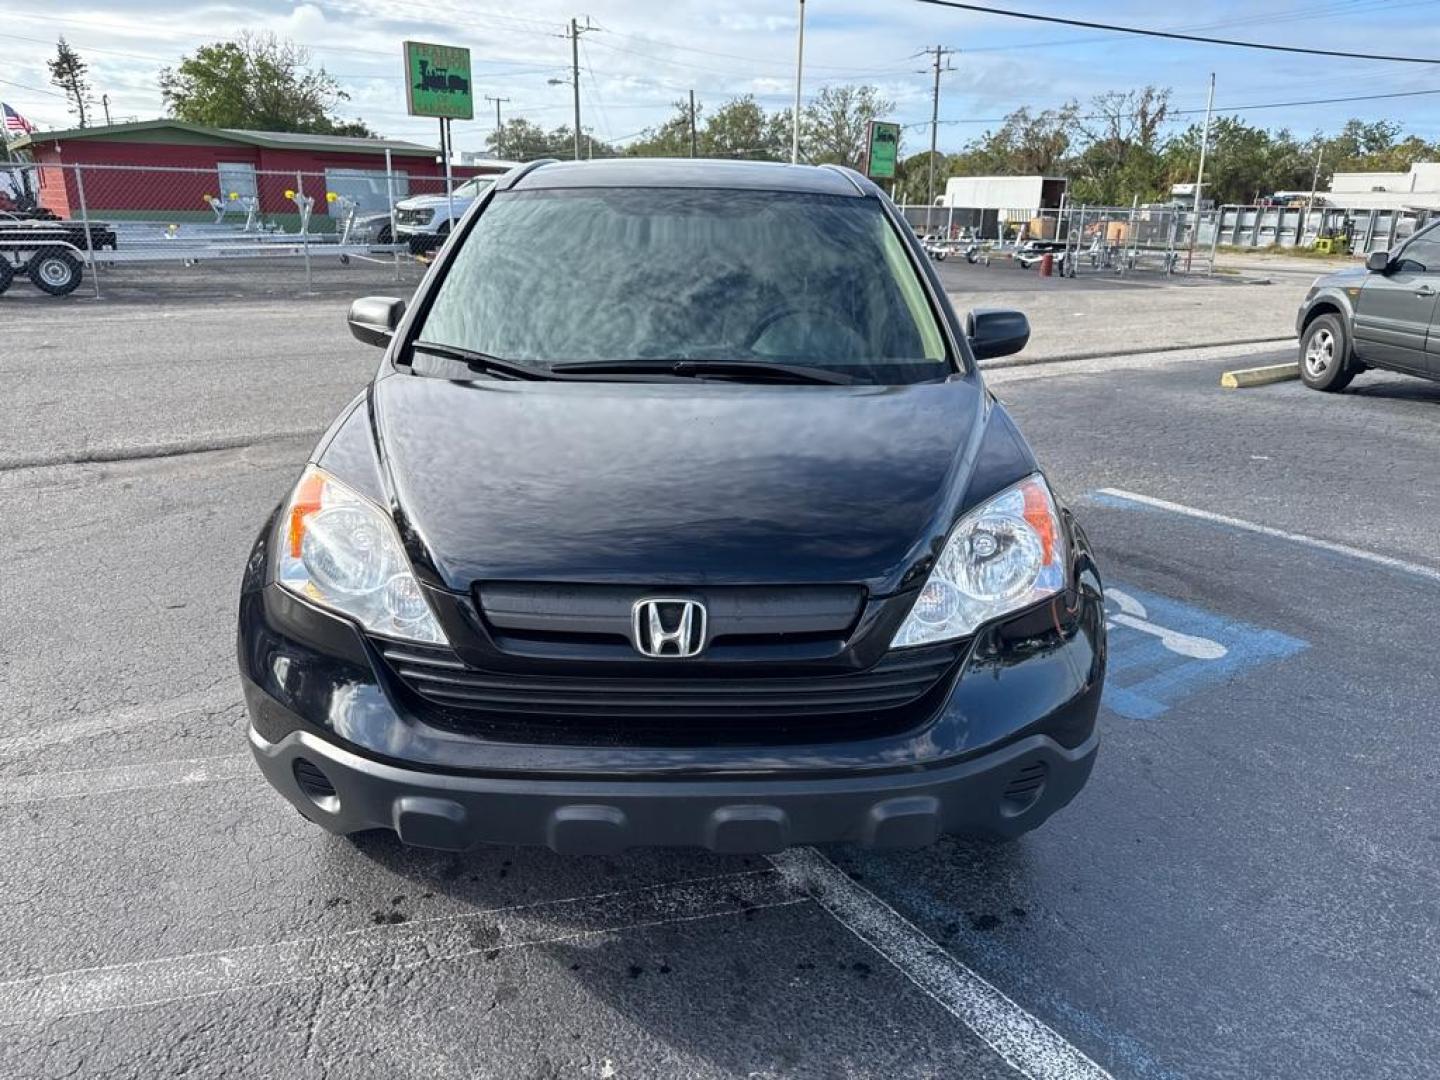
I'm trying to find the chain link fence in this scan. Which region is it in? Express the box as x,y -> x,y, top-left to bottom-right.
0,161 -> 476,300
895,199 -> 1437,277
896,201 -> 1209,276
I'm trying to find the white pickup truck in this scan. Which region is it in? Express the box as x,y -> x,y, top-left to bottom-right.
393,177 -> 496,254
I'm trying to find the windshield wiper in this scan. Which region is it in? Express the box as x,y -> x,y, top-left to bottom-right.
411,341 -> 552,381
549,358 -> 855,385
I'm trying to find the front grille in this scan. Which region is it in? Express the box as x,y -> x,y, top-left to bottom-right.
378,642 -> 963,745
395,207 -> 433,226
476,582 -> 865,662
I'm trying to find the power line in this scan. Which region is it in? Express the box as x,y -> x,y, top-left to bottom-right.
902,86 -> 1440,129
0,76 -> 65,99
910,0 -> 1440,64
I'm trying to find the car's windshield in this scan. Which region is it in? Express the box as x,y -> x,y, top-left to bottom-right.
451,177 -> 493,200
415,187 -> 951,385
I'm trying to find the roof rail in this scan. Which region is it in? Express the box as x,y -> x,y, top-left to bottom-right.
497,158 -> 560,191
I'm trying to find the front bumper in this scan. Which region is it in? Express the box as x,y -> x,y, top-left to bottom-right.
238,506 -> 1106,854
250,721 -> 1098,853
395,224 -> 443,254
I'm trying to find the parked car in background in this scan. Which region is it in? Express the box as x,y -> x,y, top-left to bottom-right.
393,176 -> 496,253
1297,219 -> 1440,390
239,158 -> 1106,856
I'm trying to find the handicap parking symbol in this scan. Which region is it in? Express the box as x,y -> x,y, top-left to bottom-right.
1102,584 -> 1307,720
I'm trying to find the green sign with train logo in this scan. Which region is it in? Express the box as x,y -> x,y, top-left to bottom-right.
865,121 -> 901,180
404,41 -> 474,121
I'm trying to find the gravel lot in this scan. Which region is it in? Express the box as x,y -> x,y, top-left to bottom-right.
2,272 -> 1437,1079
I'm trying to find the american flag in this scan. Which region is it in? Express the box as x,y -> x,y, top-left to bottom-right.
2,103 -> 35,137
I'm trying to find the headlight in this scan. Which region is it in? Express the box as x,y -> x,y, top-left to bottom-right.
890,474 -> 1067,648
276,466 -> 448,644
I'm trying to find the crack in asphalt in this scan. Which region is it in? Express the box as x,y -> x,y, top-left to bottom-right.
0,429 -> 327,472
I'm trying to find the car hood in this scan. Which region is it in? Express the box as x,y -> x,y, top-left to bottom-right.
396,194 -> 474,211
1316,266 -> 1368,287
373,373 -> 990,594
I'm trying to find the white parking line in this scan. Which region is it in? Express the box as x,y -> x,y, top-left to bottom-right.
0,869 -> 796,1026
1094,488 -> 1440,585
0,754 -> 252,806
768,848 -> 1113,1080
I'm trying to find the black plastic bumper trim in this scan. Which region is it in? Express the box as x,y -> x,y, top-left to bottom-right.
249,725 -> 1098,854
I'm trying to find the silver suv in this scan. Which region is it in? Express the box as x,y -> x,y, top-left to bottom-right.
393,177 -> 495,254
1296,220 -> 1440,391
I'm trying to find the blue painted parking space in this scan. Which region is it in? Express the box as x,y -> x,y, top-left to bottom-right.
1102,583 -> 1307,720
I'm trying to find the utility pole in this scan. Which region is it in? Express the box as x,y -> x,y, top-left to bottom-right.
689,89 -> 698,157
484,95 -> 510,159
1185,72 -> 1216,273
1309,145 -> 1324,205
552,18 -> 597,161
921,45 -> 956,232
791,0 -> 806,164
101,93 -> 112,126
570,18 -> 582,160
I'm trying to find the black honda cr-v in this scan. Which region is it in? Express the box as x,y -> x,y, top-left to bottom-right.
238,158 -> 1106,855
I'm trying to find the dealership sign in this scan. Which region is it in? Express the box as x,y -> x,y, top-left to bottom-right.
403,41 -> 474,120
865,121 -> 901,180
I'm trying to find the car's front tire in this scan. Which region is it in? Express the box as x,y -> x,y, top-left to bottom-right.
1300,313 -> 1355,392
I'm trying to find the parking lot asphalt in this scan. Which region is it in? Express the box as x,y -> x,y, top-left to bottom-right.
2,286 -> 1438,1078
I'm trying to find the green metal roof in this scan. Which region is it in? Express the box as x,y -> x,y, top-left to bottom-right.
10,119 -> 436,157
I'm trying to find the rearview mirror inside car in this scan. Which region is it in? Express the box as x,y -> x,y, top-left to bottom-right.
1366,251 -> 1390,272
348,296 -> 406,348
965,308 -> 1031,361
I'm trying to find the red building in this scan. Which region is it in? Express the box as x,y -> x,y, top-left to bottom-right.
11,119 -> 509,220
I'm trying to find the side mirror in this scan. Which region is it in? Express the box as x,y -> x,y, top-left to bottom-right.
1366,250 -> 1390,273
348,296 -> 406,347
965,307 -> 1031,361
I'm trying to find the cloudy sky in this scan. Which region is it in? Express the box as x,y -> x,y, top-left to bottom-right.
5,0 -> 1440,158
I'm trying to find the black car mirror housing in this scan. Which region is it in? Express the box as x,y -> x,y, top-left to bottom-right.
348,296 -> 406,348
965,308 -> 1031,361
1366,250 -> 1390,273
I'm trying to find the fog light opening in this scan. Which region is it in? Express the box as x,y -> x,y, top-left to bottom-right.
293,758 -> 341,814
999,760 -> 1048,817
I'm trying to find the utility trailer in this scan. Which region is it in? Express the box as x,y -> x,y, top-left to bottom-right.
0,215 -> 118,295
0,195 -> 403,298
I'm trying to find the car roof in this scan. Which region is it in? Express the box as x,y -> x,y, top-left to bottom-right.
504,157 -> 869,197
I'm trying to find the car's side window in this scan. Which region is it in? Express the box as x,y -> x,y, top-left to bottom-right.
1393,237 -> 1440,273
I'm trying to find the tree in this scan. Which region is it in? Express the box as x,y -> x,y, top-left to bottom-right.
802,85 -> 894,169
1069,87 -> 1170,204
1160,117 -> 1305,205
701,96 -> 788,160
625,100 -> 695,157
484,118 -> 615,161
160,32 -> 372,136
950,104 -> 1079,177
48,37 -> 94,128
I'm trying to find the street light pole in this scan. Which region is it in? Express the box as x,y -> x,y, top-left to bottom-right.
689,89 -> 698,158
1185,72 -> 1215,273
791,0 -> 806,164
